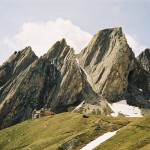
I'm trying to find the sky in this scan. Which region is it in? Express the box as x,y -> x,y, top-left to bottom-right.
0,0 -> 150,65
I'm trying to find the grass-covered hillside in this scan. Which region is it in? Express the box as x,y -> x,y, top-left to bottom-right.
0,112 -> 149,150
95,115 -> 150,150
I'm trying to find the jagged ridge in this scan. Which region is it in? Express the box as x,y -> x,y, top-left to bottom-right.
0,27 -> 150,130
0,39 -> 110,129
78,27 -> 150,108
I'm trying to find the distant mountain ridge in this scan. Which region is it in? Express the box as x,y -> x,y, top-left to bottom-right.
0,27 -> 150,129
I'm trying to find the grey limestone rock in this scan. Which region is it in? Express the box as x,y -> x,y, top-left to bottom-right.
1,27 -> 150,129
0,46 -> 38,87
78,27 -> 150,109
0,39 -> 110,129
137,48 -> 150,73
78,27 -> 134,100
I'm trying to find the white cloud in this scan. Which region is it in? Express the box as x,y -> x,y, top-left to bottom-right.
2,20 -> 146,65
4,18 -> 92,57
125,34 -> 146,56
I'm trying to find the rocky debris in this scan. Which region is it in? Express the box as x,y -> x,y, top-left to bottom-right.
76,100 -> 111,115
94,124 -> 101,130
78,27 -> 150,109
137,48 -> 150,73
0,39 -> 110,129
58,135 -> 83,150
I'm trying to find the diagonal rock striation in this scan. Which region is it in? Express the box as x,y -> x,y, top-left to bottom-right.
78,27 -> 150,108
0,39 -> 110,129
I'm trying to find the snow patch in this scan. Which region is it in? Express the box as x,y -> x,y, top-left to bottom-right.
139,89 -> 143,92
108,100 -> 143,117
80,130 -> 119,150
74,101 -> 85,110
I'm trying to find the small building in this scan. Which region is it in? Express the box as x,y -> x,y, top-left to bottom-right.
32,108 -> 55,119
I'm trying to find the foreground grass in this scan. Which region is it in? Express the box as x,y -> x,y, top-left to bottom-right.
0,112 -> 148,150
95,115 -> 150,150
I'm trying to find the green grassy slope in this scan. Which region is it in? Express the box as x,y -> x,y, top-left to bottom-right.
95,115 -> 150,150
0,112 -> 149,150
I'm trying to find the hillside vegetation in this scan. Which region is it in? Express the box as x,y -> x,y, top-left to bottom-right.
0,112 -> 149,150
95,115 -> 150,150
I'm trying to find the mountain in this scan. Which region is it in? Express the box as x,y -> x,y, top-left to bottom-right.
78,27 -> 133,100
78,27 -> 150,108
0,39 -> 110,129
0,27 -> 150,129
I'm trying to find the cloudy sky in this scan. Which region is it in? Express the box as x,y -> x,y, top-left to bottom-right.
0,0 -> 150,65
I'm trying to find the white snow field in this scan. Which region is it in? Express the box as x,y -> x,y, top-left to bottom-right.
108,100 -> 143,117
80,130 -> 119,150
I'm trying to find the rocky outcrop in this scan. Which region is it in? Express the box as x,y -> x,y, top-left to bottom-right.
127,50 -> 150,108
127,66 -> 150,108
137,48 -> 150,73
78,27 -> 134,100
0,39 -> 110,129
0,27 -> 150,129
0,46 -> 38,87
78,27 -> 150,108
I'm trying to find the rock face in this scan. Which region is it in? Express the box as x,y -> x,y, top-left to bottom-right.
137,48 -> 150,73
127,49 -> 150,108
78,27 -> 150,108
0,39 -> 110,129
0,46 -> 38,87
127,65 -> 150,108
78,27 -> 134,100
0,27 -> 150,129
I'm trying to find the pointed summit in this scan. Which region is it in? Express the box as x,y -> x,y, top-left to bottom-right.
0,47 -> 38,87
0,37 -> 111,129
78,27 -> 150,109
93,27 -> 123,42
78,27 -> 135,101
96,27 -> 123,37
1,27 -> 149,130
78,27 -> 127,67
44,38 -> 75,61
60,38 -> 67,46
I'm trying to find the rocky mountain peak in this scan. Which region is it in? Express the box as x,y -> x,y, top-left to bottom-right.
78,27 -> 134,101
137,48 -> 150,73
60,38 -> 67,46
91,27 -> 124,45
96,27 -> 123,39
0,46 -> 38,87
2,46 -> 36,65
44,38 -> 75,61
0,37 -> 111,129
0,27 -> 150,130
21,46 -> 35,56
78,27 -> 150,109
78,27 -> 128,67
